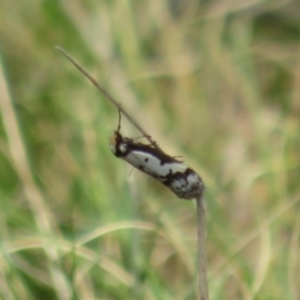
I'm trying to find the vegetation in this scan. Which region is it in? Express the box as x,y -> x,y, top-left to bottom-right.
0,1 -> 299,299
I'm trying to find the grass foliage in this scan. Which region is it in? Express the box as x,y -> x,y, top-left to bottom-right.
0,0 -> 300,299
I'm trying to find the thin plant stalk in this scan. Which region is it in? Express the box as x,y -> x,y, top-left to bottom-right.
196,194 -> 209,300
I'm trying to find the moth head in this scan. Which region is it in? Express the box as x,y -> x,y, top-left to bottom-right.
109,131 -> 127,156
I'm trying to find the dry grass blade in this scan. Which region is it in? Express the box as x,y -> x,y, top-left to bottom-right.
197,195 -> 209,300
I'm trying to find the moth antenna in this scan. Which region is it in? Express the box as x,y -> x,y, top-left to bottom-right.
56,46 -> 160,150
117,107 -> 122,133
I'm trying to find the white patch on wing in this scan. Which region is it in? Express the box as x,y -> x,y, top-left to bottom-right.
170,178 -> 186,190
123,150 -> 187,180
120,143 -> 127,153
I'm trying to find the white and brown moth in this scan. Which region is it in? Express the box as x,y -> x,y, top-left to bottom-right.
109,117 -> 204,199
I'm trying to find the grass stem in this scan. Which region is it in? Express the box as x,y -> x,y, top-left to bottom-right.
196,194 -> 209,300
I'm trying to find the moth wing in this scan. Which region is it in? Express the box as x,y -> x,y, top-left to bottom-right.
124,150 -> 187,182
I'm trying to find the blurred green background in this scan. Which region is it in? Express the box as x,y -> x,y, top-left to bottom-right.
0,0 -> 300,299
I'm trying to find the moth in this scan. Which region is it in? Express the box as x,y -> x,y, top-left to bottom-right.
110,119 -> 204,199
